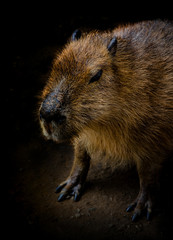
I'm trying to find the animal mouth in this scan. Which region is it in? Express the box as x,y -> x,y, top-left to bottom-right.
40,117 -> 71,143
44,121 -> 53,135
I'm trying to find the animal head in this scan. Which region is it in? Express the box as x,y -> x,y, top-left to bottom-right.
39,29 -> 118,142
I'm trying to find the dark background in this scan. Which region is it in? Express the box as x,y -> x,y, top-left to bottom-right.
7,4 -> 173,144
6,3 -> 173,240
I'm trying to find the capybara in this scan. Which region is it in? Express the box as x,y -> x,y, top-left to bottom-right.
39,20 -> 173,221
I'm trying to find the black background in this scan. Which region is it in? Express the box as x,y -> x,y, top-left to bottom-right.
5,3 -> 173,240
6,3 -> 173,142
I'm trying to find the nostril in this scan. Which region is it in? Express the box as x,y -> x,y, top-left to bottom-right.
40,105 -> 66,125
55,115 -> 66,125
39,106 -> 52,122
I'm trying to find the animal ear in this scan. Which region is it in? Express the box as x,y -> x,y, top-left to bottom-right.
71,29 -> 82,41
107,36 -> 117,55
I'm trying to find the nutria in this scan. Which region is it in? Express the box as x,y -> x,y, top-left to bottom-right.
39,20 -> 173,221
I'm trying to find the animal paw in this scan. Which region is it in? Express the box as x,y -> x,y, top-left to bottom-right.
55,178 -> 83,202
126,189 -> 153,221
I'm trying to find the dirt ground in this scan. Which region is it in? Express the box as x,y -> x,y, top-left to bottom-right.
6,15 -> 173,240
7,138 -> 173,240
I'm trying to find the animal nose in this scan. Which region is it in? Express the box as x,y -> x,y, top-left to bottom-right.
39,107 -> 55,122
40,97 -> 66,125
40,110 -> 66,125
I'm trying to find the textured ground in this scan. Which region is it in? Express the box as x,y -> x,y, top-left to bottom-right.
7,137 -> 173,240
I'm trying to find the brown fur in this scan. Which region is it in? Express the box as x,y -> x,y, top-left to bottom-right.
39,20 -> 173,220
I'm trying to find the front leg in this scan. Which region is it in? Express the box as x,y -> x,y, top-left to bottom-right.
126,159 -> 161,221
55,141 -> 90,202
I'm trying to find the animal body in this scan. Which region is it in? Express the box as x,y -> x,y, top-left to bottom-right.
39,20 -> 173,221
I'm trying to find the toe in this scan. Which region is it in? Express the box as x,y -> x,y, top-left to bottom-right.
57,192 -> 67,202
146,200 -> 152,221
74,192 -> 81,202
131,209 -> 142,222
73,184 -> 82,202
146,209 -> 152,221
55,182 -> 67,193
126,202 -> 137,212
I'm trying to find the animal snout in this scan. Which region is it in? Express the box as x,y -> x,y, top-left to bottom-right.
40,94 -> 66,125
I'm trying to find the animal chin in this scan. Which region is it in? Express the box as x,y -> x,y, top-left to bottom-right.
40,119 -> 71,143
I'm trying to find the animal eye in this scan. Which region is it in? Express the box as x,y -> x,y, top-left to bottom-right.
89,69 -> 103,84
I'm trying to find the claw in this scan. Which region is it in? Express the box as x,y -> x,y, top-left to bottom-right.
74,192 -> 80,202
131,208 -> 142,222
57,193 -> 67,202
146,209 -> 152,221
55,182 -> 67,193
132,212 -> 140,222
126,203 -> 137,212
